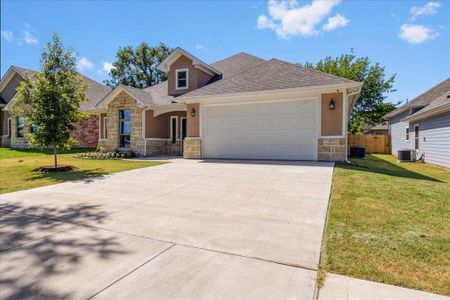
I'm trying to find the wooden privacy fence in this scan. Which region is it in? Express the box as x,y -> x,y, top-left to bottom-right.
348,134 -> 391,154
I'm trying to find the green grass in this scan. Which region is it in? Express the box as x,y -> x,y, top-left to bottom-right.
0,147 -> 166,194
321,154 -> 450,296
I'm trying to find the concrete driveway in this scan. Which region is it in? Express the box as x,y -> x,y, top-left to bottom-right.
0,159 -> 334,299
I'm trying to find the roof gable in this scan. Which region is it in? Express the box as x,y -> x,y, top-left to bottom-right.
157,47 -> 221,76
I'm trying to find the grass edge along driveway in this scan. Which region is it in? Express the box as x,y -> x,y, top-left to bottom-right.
320,154 -> 449,296
0,147 -> 166,194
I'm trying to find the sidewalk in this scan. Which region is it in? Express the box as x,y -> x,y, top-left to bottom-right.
319,273 -> 449,300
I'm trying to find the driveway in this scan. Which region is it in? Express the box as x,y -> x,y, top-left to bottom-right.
0,159 -> 334,299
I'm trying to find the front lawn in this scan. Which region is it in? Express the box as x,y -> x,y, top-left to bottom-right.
321,154 -> 449,296
0,147 -> 166,194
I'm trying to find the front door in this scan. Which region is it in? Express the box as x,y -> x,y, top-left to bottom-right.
414,125 -> 419,150
180,117 -> 187,154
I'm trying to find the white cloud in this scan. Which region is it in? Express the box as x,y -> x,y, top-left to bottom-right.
399,24 -> 439,44
22,24 -> 38,45
410,1 -> 440,21
195,44 -> 208,51
1,31 -> 13,42
77,57 -> 95,71
256,0 -> 347,39
323,14 -> 349,31
102,61 -> 114,73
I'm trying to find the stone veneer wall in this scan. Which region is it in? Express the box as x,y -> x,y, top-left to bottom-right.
318,137 -> 346,161
146,140 -> 181,156
103,92 -> 144,155
71,114 -> 99,147
183,137 -> 202,159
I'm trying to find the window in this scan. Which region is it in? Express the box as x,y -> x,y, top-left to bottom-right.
16,117 -> 25,138
30,124 -> 37,134
176,69 -> 188,90
170,116 -> 178,143
7,118 -> 11,138
405,127 -> 409,141
103,117 -> 108,139
100,116 -> 108,139
119,110 -> 131,148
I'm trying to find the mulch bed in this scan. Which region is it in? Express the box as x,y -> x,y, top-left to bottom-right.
33,165 -> 76,173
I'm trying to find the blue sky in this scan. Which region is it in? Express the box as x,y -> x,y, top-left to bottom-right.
1,0 -> 449,105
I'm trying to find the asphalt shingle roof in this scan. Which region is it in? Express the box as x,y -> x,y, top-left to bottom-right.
386,77 -> 450,119
8,66 -> 111,110
406,90 -> 450,120
180,58 -> 358,98
210,52 -> 266,79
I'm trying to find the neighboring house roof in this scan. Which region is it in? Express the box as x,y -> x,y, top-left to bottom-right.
404,92 -> 450,122
385,77 -> 450,119
0,96 -> 6,105
0,66 -> 110,111
363,122 -> 388,134
180,58 -> 359,99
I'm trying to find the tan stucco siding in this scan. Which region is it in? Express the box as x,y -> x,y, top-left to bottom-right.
321,92 -> 343,136
167,56 -> 213,96
145,110 -> 186,139
186,103 -> 200,137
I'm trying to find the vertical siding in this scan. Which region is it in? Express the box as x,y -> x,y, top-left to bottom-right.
419,112 -> 450,168
389,110 -> 414,155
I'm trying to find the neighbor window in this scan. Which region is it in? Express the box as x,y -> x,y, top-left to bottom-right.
7,118 -> 11,138
405,127 -> 409,141
16,117 -> 25,138
119,110 -> 131,148
176,69 -> 188,90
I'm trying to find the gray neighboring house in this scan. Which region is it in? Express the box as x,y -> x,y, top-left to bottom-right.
385,77 -> 450,168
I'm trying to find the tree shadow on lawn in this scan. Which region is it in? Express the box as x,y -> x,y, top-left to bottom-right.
28,168 -> 110,184
0,202 -> 129,299
340,155 -> 444,183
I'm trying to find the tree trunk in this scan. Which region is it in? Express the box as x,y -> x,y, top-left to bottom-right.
53,146 -> 58,170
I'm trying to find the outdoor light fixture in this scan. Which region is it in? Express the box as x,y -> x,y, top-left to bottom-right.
190,107 -> 196,117
329,99 -> 336,110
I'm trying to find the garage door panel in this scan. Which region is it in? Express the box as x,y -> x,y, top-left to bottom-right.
203,100 -> 318,160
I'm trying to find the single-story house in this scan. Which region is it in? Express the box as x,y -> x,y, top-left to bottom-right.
0,66 -> 111,148
1,48 -> 363,161
385,77 -> 450,168
363,122 -> 389,135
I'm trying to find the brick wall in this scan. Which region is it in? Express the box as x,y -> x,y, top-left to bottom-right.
71,114 -> 99,147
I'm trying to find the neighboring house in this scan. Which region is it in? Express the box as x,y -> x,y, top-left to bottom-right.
363,122 -> 389,135
0,66 -> 111,148
385,77 -> 450,168
2,48 -> 363,161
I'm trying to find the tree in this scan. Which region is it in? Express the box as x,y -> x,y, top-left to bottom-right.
302,51 -> 399,133
104,42 -> 173,89
17,33 -> 88,169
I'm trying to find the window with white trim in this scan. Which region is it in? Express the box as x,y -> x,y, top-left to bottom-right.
176,69 -> 188,90
16,117 -> 25,138
7,118 -> 11,138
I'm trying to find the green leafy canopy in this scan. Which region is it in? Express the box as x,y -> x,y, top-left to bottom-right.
17,33 -> 88,166
302,51 -> 400,133
104,42 -> 173,89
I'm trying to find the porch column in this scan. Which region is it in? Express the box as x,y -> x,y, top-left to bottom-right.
184,103 -> 202,159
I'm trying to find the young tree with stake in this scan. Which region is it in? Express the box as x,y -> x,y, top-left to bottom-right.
17,33 -> 88,170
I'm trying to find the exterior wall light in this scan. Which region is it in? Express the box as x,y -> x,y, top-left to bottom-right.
190,107 -> 196,117
329,99 -> 336,110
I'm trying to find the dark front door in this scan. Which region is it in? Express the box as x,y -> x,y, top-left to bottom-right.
414,125 -> 419,150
